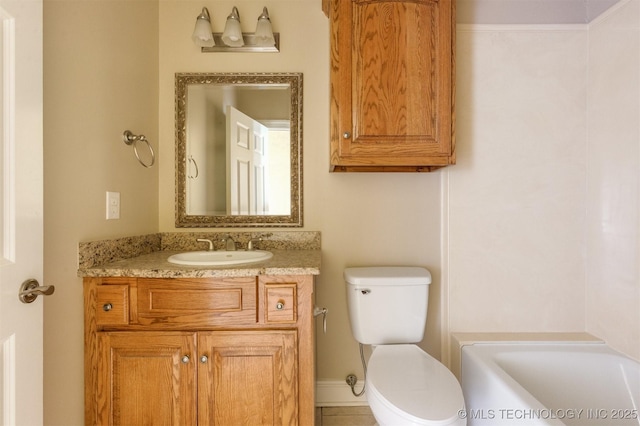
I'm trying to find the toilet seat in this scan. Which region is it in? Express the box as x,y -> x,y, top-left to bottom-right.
366,344 -> 465,426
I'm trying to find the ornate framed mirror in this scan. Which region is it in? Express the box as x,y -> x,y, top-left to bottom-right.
175,73 -> 303,227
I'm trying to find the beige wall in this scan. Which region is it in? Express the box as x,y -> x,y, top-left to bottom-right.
43,1 -> 443,422
157,0 -> 444,385
43,1 -> 159,424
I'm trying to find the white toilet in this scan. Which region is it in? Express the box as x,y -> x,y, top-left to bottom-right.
345,266 -> 466,426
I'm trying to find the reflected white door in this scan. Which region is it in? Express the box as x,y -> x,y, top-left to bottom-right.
226,106 -> 268,215
0,0 -> 45,424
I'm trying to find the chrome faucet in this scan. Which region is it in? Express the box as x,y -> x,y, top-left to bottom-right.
223,235 -> 236,251
196,238 -> 214,251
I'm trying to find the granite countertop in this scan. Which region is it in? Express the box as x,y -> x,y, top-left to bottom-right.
78,249 -> 321,279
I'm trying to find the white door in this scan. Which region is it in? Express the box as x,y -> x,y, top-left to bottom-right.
226,106 -> 269,215
0,0 -> 45,424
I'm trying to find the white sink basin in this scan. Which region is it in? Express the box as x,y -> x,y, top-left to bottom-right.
167,250 -> 273,266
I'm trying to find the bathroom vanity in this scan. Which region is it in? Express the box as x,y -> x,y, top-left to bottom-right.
80,243 -> 320,426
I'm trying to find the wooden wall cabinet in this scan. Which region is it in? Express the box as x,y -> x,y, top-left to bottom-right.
84,275 -> 314,425
329,0 -> 456,172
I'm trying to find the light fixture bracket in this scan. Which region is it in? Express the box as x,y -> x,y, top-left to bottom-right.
201,33 -> 280,52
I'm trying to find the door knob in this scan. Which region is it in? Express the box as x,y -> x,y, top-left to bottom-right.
19,279 -> 55,304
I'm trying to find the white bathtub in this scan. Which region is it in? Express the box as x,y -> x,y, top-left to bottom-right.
461,342 -> 640,426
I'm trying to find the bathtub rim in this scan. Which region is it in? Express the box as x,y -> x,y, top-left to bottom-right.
449,332 -> 603,381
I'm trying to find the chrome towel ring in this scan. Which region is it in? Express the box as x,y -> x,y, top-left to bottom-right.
123,130 -> 155,168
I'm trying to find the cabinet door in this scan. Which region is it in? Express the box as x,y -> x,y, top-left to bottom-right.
96,332 -> 197,425
330,0 -> 455,171
198,330 -> 298,425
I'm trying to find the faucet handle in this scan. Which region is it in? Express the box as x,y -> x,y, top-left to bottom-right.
247,233 -> 272,250
196,238 -> 214,251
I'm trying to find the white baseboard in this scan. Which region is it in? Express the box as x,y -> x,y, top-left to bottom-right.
315,380 -> 369,407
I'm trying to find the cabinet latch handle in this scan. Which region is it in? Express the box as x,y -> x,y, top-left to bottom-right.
103,303 -> 113,312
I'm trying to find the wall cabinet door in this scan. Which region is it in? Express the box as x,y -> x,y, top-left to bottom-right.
198,330 -> 298,426
330,0 -> 455,172
96,332 -> 197,425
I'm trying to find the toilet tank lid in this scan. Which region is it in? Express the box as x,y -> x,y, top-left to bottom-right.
344,267 -> 432,286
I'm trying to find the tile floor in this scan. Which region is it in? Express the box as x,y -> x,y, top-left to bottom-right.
315,406 -> 376,425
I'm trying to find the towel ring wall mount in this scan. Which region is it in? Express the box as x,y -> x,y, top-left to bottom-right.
123,130 -> 155,168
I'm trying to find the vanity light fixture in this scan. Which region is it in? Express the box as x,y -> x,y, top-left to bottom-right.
191,7 -> 215,47
193,6 -> 280,53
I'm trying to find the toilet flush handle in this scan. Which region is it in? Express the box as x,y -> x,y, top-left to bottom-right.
357,288 -> 371,295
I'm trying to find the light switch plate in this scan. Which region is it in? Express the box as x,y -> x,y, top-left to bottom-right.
106,191 -> 120,220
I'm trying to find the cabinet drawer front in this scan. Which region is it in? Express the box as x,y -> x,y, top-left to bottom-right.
96,285 -> 129,326
136,278 -> 257,327
265,284 -> 297,323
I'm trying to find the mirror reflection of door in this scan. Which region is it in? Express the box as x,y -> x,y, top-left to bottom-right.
226,106 -> 268,215
185,84 -> 226,216
183,81 -> 293,219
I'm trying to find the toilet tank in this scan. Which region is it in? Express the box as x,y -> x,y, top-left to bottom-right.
345,266 -> 431,345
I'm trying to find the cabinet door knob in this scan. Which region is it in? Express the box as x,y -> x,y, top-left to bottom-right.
181,355 -> 190,364
200,355 -> 208,364
343,132 -> 351,139
103,303 -> 113,312
276,300 -> 285,310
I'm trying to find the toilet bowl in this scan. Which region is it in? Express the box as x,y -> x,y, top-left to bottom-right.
366,344 -> 466,426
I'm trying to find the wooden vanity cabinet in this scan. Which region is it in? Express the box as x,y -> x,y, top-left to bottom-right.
329,0 -> 456,172
84,275 -> 315,425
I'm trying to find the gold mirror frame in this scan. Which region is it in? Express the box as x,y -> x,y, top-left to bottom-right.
175,72 -> 303,227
